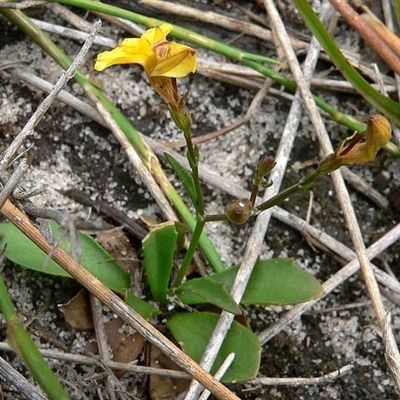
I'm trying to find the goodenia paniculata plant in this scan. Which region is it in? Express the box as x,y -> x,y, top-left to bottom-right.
90,23 -> 392,380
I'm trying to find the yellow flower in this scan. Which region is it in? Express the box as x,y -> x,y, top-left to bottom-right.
337,114 -> 391,164
94,23 -> 196,104
318,114 -> 391,174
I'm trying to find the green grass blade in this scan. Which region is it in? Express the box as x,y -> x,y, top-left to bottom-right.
293,0 -> 400,127
0,273 -> 70,399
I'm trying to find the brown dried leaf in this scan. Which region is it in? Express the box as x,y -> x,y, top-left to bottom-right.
58,289 -> 93,330
105,318 -> 145,377
84,317 -> 145,378
96,229 -> 138,273
148,344 -> 189,400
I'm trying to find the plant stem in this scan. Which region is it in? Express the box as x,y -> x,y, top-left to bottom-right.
172,219 -> 206,287
254,170 -> 321,214
249,184 -> 259,206
183,127 -> 205,216
394,1 -> 400,28
172,122 -> 207,284
203,213 -> 228,222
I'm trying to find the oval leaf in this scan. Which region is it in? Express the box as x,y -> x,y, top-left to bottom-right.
174,277 -> 242,314
143,221 -> 178,302
210,258 -> 324,305
0,221 -> 130,294
167,312 -> 260,382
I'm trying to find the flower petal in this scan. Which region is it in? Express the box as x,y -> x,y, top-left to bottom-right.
339,114 -> 391,164
151,43 -> 196,77
94,22 -> 197,105
143,23 -> 173,44
366,114 -> 391,151
94,37 -> 155,72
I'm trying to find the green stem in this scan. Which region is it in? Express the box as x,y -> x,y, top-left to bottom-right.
0,273 -> 70,400
254,169 -> 321,214
183,128 -> 205,216
203,213 -> 228,222
394,1 -> 400,29
249,184 -> 259,206
172,219 -> 206,287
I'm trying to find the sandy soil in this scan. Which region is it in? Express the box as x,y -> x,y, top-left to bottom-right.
1,1 -> 400,399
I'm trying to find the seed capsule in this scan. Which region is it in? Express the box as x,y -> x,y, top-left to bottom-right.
225,199 -> 253,225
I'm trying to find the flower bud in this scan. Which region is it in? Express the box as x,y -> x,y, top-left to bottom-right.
257,155 -> 276,177
225,199 -> 253,224
254,155 -> 276,188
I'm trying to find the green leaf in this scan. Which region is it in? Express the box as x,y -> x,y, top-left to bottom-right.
174,258 -> 324,308
167,312 -> 260,383
142,221 -> 179,302
123,289 -> 160,320
164,152 -> 198,209
0,221 -> 130,294
174,277 -> 242,314
210,258 -> 324,305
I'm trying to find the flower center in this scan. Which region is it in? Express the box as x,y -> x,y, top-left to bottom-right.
152,40 -> 170,58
